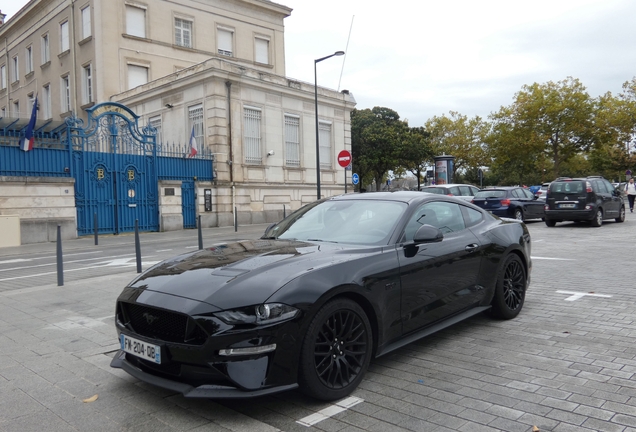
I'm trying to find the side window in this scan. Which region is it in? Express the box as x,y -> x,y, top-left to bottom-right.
471,186 -> 480,196
511,189 -> 523,198
462,206 -> 483,228
522,188 -> 535,199
449,187 -> 460,196
592,180 -> 607,194
403,201 -> 466,241
602,179 -> 614,193
459,186 -> 472,196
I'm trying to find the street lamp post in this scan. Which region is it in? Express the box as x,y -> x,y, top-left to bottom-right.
315,50 -> 345,200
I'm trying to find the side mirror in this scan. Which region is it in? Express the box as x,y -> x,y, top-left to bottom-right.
413,224 -> 443,244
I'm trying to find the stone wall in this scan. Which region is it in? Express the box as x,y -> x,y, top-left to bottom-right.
0,177 -> 77,245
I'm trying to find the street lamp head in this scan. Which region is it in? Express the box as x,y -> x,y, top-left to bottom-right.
315,50 -> 346,63
334,51 -> 345,56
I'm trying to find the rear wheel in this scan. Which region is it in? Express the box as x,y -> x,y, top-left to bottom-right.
491,254 -> 526,319
616,206 -> 626,223
591,209 -> 603,227
514,209 -> 524,221
545,219 -> 556,227
299,298 -> 372,401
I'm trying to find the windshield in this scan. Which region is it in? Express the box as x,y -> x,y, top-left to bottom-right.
474,190 -> 506,198
264,199 -> 407,245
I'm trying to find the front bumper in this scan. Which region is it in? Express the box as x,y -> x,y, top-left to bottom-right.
110,350 -> 298,398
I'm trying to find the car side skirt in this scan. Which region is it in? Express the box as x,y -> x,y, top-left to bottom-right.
375,305 -> 491,357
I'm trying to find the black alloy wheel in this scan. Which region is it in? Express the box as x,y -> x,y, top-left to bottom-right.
299,298 -> 372,401
616,206 -> 626,223
591,208 -> 603,227
491,254 -> 526,319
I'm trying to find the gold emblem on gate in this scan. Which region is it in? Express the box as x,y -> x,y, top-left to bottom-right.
128,169 -> 135,181
96,168 -> 104,180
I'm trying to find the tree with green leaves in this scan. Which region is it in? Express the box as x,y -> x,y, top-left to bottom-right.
488,77 -> 596,180
351,107 -> 407,191
424,111 -> 488,179
398,126 -> 433,190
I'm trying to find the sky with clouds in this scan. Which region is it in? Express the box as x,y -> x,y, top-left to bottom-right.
4,0 -> 636,126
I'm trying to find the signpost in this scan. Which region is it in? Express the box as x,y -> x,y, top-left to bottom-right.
338,150 -> 352,193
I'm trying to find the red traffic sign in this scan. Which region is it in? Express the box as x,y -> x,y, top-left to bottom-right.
337,150 -> 352,168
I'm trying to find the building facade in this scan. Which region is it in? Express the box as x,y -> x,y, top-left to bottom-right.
0,0 -> 356,242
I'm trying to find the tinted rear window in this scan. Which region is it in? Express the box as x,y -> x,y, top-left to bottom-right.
474,190 -> 506,198
550,182 -> 584,194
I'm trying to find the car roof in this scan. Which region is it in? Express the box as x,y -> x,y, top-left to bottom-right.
329,191 -> 470,205
479,186 -> 520,190
421,184 -> 476,188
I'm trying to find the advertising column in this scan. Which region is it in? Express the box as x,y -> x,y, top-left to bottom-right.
434,155 -> 455,185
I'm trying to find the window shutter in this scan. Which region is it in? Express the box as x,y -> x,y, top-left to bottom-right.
218,29 -> 233,56
255,38 -> 268,64
127,65 -> 148,89
126,6 -> 146,38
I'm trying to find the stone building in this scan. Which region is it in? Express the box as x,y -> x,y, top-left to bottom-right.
0,0 -> 356,243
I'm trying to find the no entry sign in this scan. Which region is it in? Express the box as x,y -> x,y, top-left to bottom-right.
337,150 -> 352,168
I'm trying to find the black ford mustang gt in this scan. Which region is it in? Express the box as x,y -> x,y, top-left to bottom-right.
111,191 -> 531,401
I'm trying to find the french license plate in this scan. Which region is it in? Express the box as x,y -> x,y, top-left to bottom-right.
120,333 -> 161,364
559,203 -> 576,209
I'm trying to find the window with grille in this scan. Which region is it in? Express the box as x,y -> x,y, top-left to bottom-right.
127,64 -> 148,90
218,28 -> 233,56
42,84 -> 51,119
26,46 -> 33,74
82,64 -> 92,104
244,107 -> 262,164
255,38 -> 269,64
12,56 -> 18,82
175,18 -> 193,48
81,6 -> 91,39
284,115 -> 300,167
61,75 -> 71,112
41,34 -> 50,64
319,122 -> 332,168
126,6 -> 146,38
60,21 -> 69,52
188,104 -> 203,151
149,116 -> 162,145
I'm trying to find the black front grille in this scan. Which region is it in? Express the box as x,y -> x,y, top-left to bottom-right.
120,302 -> 188,343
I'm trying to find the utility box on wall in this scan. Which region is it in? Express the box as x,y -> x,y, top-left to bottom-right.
204,189 -> 212,212
0,215 -> 21,247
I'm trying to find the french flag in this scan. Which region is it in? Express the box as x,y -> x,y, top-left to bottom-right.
188,125 -> 198,158
21,95 -> 38,152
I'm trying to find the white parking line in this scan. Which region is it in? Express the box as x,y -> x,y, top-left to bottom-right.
156,249 -> 173,252
557,290 -> 612,301
297,397 -> 363,427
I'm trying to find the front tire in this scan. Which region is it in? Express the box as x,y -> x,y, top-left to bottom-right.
616,206 -> 625,223
591,209 -> 603,227
491,254 -> 526,320
299,298 -> 372,401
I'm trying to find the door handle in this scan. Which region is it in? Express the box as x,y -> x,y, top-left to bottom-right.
465,244 -> 479,253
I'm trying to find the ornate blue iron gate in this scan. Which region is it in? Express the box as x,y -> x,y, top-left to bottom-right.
70,103 -> 158,235
181,181 -> 196,229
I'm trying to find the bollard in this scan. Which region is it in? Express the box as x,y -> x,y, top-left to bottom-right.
198,215 -> 203,250
283,204 -> 286,219
135,219 -> 142,273
234,206 -> 238,232
56,225 -> 64,286
94,212 -> 98,245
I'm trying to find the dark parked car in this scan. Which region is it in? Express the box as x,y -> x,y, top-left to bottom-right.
111,192 -> 531,401
544,176 -> 625,227
419,184 -> 481,202
471,187 -> 545,221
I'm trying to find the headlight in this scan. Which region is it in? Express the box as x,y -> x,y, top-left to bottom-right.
214,303 -> 299,326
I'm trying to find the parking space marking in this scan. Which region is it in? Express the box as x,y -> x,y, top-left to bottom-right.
531,256 -> 575,260
156,249 -> 173,252
556,290 -> 612,301
297,396 -> 363,427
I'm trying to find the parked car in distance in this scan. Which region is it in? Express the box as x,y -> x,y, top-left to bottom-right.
535,183 -> 550,201
544,176 -> 625,227
419,184 -> 481,202
471,187 -> 545,221
111,192 -> 531,401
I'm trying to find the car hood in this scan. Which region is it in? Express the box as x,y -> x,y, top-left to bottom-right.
127,239 -> 376,310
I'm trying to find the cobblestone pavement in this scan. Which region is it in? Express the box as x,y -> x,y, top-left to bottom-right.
2,215 -> 636,432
